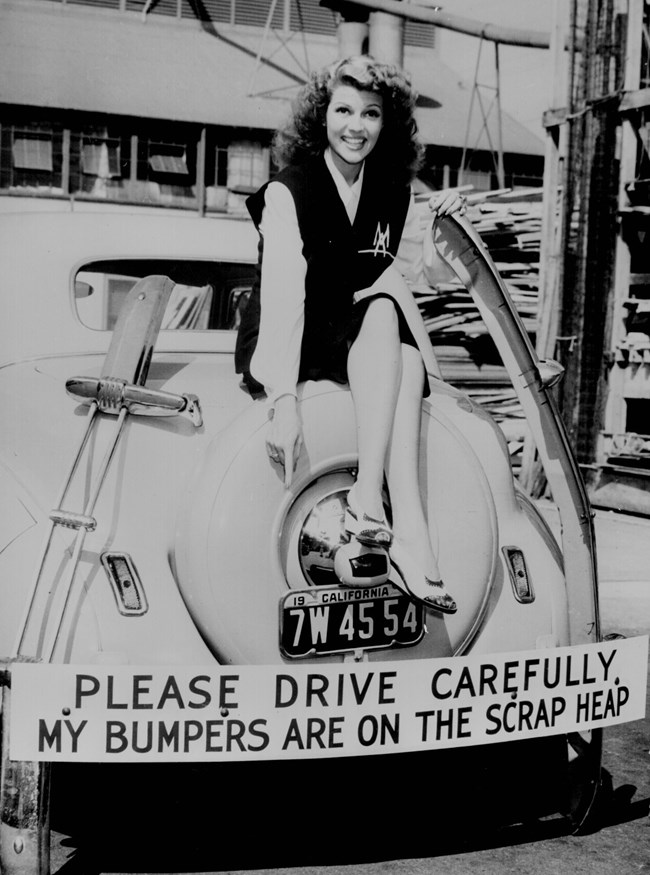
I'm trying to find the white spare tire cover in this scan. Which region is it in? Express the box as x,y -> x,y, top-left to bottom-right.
174,381 -> 498,664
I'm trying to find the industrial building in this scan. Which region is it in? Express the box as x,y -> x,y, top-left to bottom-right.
0,0 -> 544,215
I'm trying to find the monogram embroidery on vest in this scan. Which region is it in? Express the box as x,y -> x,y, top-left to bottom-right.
358,222 -> 392,258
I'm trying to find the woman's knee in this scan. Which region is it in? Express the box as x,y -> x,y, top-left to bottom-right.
400,344 -> 425,395
362,296 -> 400,335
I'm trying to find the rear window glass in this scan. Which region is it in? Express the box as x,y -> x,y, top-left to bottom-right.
75,259 -> 256,331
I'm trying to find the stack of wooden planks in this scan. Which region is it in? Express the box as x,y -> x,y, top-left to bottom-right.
414,186 -> 541,341
415,186 -> 544,475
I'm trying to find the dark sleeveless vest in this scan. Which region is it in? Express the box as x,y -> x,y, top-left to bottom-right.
235,153 -> 410,391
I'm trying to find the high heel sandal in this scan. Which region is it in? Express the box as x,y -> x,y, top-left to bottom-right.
389,542 -> 457,614
344,486 -> 393,547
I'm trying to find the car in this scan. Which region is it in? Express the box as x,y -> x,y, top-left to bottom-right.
0,205 -> 603,872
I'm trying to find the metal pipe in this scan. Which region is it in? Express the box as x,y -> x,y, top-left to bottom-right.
325,0 -> 551,48
43,407 -> 129,663
459,34 -> 484,185
12,404 -> 100,658
338,20 -> 369,57
368,10 -> 404,66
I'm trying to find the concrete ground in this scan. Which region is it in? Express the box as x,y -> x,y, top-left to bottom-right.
537,501 -> 650,637
591,507 -> 650,636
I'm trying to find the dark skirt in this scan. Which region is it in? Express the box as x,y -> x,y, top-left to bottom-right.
241,292 -> 430,398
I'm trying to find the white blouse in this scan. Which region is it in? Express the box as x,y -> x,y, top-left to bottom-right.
249,149 -> 437,405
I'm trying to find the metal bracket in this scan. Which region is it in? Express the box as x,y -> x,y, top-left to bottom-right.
66,377 -> 203,427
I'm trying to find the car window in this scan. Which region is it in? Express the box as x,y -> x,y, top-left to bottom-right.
75,259 -> 257,331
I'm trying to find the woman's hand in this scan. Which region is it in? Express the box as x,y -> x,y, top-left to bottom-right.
428,191 -> 468,218
267,394 -> 303,488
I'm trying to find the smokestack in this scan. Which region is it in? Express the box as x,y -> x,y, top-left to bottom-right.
334,1 -> 370,57
338,19 -> 369,56
368,10 -> 404,66
332,0 -> 405,65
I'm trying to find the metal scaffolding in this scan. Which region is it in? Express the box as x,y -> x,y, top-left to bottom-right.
247,0 -> 312,99
459,35 -> 506,190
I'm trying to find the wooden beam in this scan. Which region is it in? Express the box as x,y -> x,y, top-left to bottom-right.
602,0 -> 645,446
520,0 -> 568,494
544,88 -> 650,128
620,88 -> 650,113
542,107 -> 568,128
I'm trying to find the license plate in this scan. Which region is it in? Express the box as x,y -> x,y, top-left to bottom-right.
279,584 -> 424,659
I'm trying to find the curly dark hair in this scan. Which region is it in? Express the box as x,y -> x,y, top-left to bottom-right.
272,56 -> 424,185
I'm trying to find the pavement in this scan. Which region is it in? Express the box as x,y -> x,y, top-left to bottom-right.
537,500 -> 650,636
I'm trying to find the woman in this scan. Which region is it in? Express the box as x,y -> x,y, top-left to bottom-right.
235,56 -> 465,613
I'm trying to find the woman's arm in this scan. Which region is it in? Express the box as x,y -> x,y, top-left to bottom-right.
250,181 -> 306,486
250,181 -> 306,404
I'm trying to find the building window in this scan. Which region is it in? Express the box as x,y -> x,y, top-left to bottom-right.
12,135 -> 53,172
139,136 -> 197,206
223,140 -> 270,214
227,140 -> 269,193
148,145 -> 189,176
0,110 -> 276,211
5,126 -> 62,192
70,126 -> 127,198
81,139 -> 121,177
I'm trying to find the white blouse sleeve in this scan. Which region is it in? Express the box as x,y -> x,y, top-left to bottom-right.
249,181 -> 306,406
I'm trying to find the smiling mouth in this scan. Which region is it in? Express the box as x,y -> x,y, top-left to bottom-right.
342,137 -> 366,149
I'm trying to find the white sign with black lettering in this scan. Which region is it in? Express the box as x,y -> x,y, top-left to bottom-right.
9,636 -> 648,762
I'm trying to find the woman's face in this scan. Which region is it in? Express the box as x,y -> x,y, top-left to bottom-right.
325,84 -> 383,183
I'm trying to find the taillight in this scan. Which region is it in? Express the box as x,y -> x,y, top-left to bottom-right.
502,546 -> 534,603
101,552 -> 148,615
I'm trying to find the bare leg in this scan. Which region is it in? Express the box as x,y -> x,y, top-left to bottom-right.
347,297 -> 401,520
385,344 -> 440,577
347,306 -> 455,608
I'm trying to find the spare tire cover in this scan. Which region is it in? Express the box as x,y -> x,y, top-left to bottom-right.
174,380 -> 497,664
